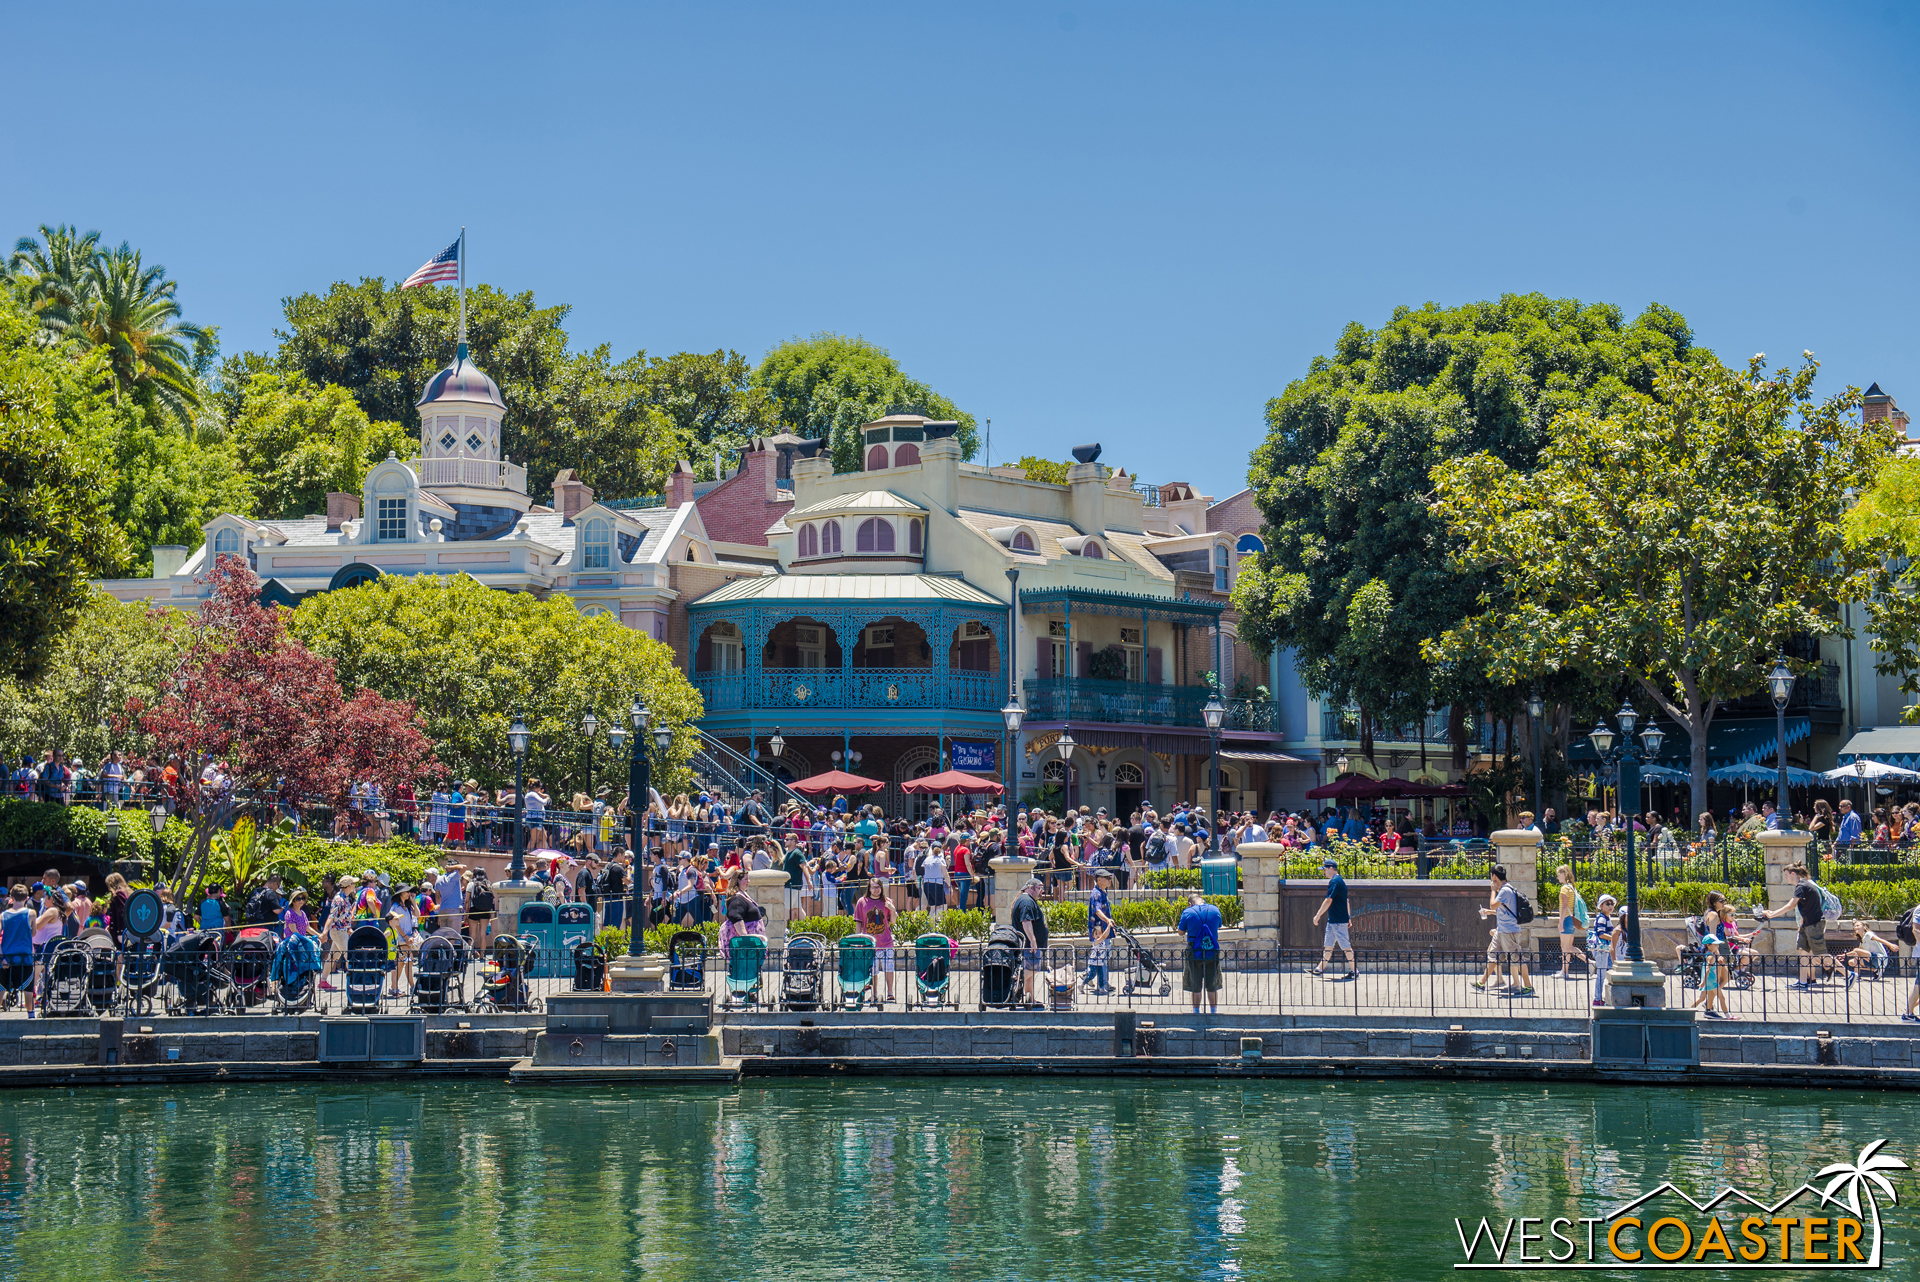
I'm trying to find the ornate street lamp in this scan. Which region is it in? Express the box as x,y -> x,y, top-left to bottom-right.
1202,693 -> 1226,852
623,699 -> 652,957
581,710 -> 599,800
770,729 -> 786,760
507,713 -> 531,883
1056,731 -> 1076,814
1001,699 -> 1024,802
1768,654 -> 1796,842
1526,689 -> 1546,823
1588,702 -> 1668,1001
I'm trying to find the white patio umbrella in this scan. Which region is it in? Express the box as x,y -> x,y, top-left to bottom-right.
1823,760 -> 1920,781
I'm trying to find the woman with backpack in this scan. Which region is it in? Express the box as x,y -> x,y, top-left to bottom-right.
1554,864 -> 1588,980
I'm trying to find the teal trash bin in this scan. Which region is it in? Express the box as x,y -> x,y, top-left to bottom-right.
555,901 -> 596,956
515,901 -> 563,977
1200,857 -> 1238,898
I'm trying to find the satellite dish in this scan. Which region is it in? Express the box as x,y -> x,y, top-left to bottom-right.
1071,443 -> 1102,464
125,888 -> 163,939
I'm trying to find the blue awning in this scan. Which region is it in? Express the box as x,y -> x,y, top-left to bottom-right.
1567,716 -> 1810,768
1838,727 -> 1920,772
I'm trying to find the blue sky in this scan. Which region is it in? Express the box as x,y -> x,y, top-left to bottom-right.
5,2 -> 1914,499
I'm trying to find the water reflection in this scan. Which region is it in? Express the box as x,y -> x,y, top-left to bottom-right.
0,1080 -> 1911,1280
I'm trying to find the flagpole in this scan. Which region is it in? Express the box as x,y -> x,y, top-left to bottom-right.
457,226 -> 467,362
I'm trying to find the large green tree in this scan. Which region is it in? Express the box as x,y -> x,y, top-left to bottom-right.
1843,457 -> 1920,717
1429,354 -> 1897,805
226,371 -> 410,519
1233,294 -> 1704,764
0,590 -> 191,765
0,297 -> 133,679
635,348 -> 782,480
288,574 -> 701,797
755,332 -> 977,473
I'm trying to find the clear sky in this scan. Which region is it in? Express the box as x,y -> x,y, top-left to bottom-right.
5,2 -> 1914,499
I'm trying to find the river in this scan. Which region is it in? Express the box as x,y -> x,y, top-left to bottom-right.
0,1079 -> 1912,1279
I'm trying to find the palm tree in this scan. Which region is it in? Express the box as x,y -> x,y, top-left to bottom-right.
5,223 -> 101,342
1817,1138 -> 1908,1266
72,242 -> 212,421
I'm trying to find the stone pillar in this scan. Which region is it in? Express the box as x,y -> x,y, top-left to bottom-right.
492,880 -> 542,938
988,855 -> 1037,925
1488,829 -> 1544,945
747,868 -> 791,950
1236,841 -> 1284,944
1755,829 -> 1813,956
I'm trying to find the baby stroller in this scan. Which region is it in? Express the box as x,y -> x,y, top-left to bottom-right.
913,934 -> 953,1009
120,937 -> 165,1016
781,932 -> 827,1011
837,933 -> 877,1010
667,930 -> 709,992
343,922 -> 391,1013
225,927 -> 279,1010
979,925 -> 1026,1010
80,928 -> 120,1014
1113,921 -> 1172,997
41,938 -> 95,1016
722,935 -> 766,1009
161,929 -> 224,1014
272,933 -> 323,1011
478,935 -> 535,1012
1678,916 -> 1755,991
571,937 -> 607,993
412,932 -> 467,1013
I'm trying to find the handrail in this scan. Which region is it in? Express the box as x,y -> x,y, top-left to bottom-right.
692,729 -> 808,811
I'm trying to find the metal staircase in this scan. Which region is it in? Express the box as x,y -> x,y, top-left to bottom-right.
689,729 -> 807,811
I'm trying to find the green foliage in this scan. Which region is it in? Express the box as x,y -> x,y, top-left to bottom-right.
226,372 -> 410,519
1004,456 -> 1071,485
0,297 -> 133,677
593,925 -> 629,959
1830,880 -> 1920,921
1569,881 -> 1764,917
1140,868 -> 1201,889
287,574 -> 700,795
755,332 -> 977,472
788,914 -> 860,942
1239,295 -> 1704,751
0,799 -> 191,869
93,406 -> 254,568
210,816 -> 296,901
0,590 -> 191,765
634,349 -> 782,481
1845,457 -> 1920,710
644,920 -> 719,954
1431,353 -> 1899,802
1019,784 -> 1064,814
274,834 -> 437,896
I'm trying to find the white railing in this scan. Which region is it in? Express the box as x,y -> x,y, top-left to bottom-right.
410,457 -> 527,493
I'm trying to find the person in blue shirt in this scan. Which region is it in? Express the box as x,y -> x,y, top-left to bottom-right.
200,886 -> 226,933
1310,856 -> 1355,979
1177,889 -> 1223,1014
1342,807 -> 1367,842
1836,799 -> 1863,850
1082,868 -> 1117,994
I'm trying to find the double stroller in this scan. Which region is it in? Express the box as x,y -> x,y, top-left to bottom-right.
477,935 -> 537,1012
412,931 -> 471,1013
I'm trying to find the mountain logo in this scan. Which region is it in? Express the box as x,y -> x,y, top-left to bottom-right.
1454,1140 -> 1907,1269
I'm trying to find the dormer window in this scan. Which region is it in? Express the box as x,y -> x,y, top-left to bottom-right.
376,498 -> 408,541
213,528 -> 240,557
857,518 -> 895,553
1081,539 -> 1103,559
583,518 -> 612,569
1011,530 -> 1035,552
798,523 -> 819,558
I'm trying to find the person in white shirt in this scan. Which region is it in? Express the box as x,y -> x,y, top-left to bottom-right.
921,844 -> 950,924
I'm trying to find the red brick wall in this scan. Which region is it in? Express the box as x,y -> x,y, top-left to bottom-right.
693,449 -> 793,547
1206,489 -> 1260,536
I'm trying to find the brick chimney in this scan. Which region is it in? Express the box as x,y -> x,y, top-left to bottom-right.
326,492 -> 361,532
740,437 -> 778,499
551,468 -> 595,524
1864,383 -> 1912,438
668,459 -> 696,507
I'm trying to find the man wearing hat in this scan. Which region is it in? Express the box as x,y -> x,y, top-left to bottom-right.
320,875 -> 357,990
1082,867 -> 1118,994
1011,876 -> 1048,1007
1310,856 -> 1355,979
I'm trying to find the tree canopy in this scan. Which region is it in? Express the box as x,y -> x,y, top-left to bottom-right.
288,573 -> 700,798
226,371 -> 412,519
1429,353 -> 1897,804
1234,294 -> 1705,762
0,590 -> 191,767
756,332 -> 977,473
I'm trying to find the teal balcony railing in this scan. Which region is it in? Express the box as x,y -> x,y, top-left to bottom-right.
1023,678 -> 1275,731
694,668 -> 1001,712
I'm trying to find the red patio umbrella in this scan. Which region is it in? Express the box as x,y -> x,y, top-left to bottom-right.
787,769 -> 887,797
1304,774 -> 1411,801
899,769 -> 1005,796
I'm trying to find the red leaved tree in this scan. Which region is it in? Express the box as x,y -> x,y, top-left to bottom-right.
131,557 -> 437,902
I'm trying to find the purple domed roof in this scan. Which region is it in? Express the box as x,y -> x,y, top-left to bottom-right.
416,354 -> 505,410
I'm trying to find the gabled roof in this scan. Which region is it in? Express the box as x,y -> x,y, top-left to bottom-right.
787,490 -> 927,518
687,573 -> 1002,609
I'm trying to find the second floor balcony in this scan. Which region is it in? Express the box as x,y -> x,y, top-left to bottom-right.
695,667 -> 1002,712
1024,677 -> 1276,732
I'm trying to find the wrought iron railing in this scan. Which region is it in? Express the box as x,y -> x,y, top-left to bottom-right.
695,668 -> 1002,711
1022,678 -> 1275,730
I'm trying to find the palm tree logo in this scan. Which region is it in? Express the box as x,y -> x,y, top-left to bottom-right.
1816,1139 -> 1908,1267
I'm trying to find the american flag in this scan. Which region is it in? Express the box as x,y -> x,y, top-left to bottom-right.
402,238 -> 460,288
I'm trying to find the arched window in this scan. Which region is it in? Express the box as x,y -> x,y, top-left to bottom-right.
582,519 -> 611,569
894,443 -> 920,467
822,521 -> 842,554
908,519 -> 922,554
866,445 -> 889,471
1011,530 -> 1036,552
798,523 -> 819,558
1081,540 -> 1103,559
1236,533 -> 1265,556
856,518 -> 895,553
1043,760 -> 1068,783
1213,544 -> 1230,591
1115,761 -> 1144,784
212,528 -> 239,557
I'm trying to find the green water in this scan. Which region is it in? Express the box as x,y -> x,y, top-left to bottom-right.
0,1079 -> 1913,1280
